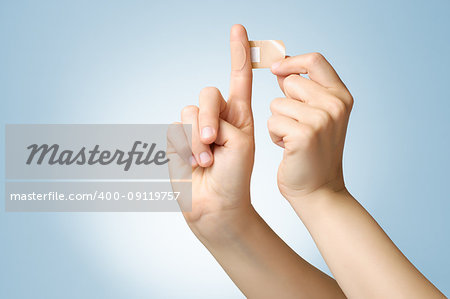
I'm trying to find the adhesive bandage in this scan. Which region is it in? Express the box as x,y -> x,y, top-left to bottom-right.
249,40 -> 285,69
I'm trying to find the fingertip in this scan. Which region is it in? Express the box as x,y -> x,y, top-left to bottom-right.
230,24 -> 248,41
198,151 -> 213,168
271,55 -> 291,74
189,155 -> 198,168
271,60 -> 282,74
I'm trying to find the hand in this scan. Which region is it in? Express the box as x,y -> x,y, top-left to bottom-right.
268,53 -> 354,201
169,25 -> 255,240
167,33 -> 349,299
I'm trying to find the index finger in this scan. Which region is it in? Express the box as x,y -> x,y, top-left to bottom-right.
227,24 -> 253,132
271,52 -> 346,90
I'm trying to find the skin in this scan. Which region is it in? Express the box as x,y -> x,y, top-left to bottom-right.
171,24 -> 446,298
269,54 -> 446,298
173,24 -> 344,299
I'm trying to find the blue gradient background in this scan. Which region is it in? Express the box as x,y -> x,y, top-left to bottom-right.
1,0 -> 449,298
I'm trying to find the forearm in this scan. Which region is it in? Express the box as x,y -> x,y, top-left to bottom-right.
290,188 -> 445,298
189,204 -> 345,299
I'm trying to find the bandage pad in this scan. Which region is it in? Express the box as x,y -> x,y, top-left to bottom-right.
249,40 -> 285,69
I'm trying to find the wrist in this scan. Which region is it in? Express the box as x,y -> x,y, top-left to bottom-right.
282,176 -> 346,203
187,202 -> 259,248
287,185 -> 352,219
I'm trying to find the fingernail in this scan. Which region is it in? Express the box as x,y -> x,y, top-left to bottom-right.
201,127 -> 214,139
189,155 -> 197,167
271,61 -> 281,70
199,152 -> 211,165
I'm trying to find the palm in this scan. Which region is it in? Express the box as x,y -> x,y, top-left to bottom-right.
188,128 -> 254,222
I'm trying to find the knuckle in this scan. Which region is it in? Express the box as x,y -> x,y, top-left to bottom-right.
181,105 -> 199,117
267,116 -> 280,133
346,93 -> 354,109
327,98 -> 347,119
302,126 -> 315,139
307,52 -> 325,66
269,98 -> 283,113
337,90 -> 354,109
233,100 -> 252,117
198,109 -> 213,118
200,86 -> 220,98
166,125 -> 178,137
314,110 -> 332,129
